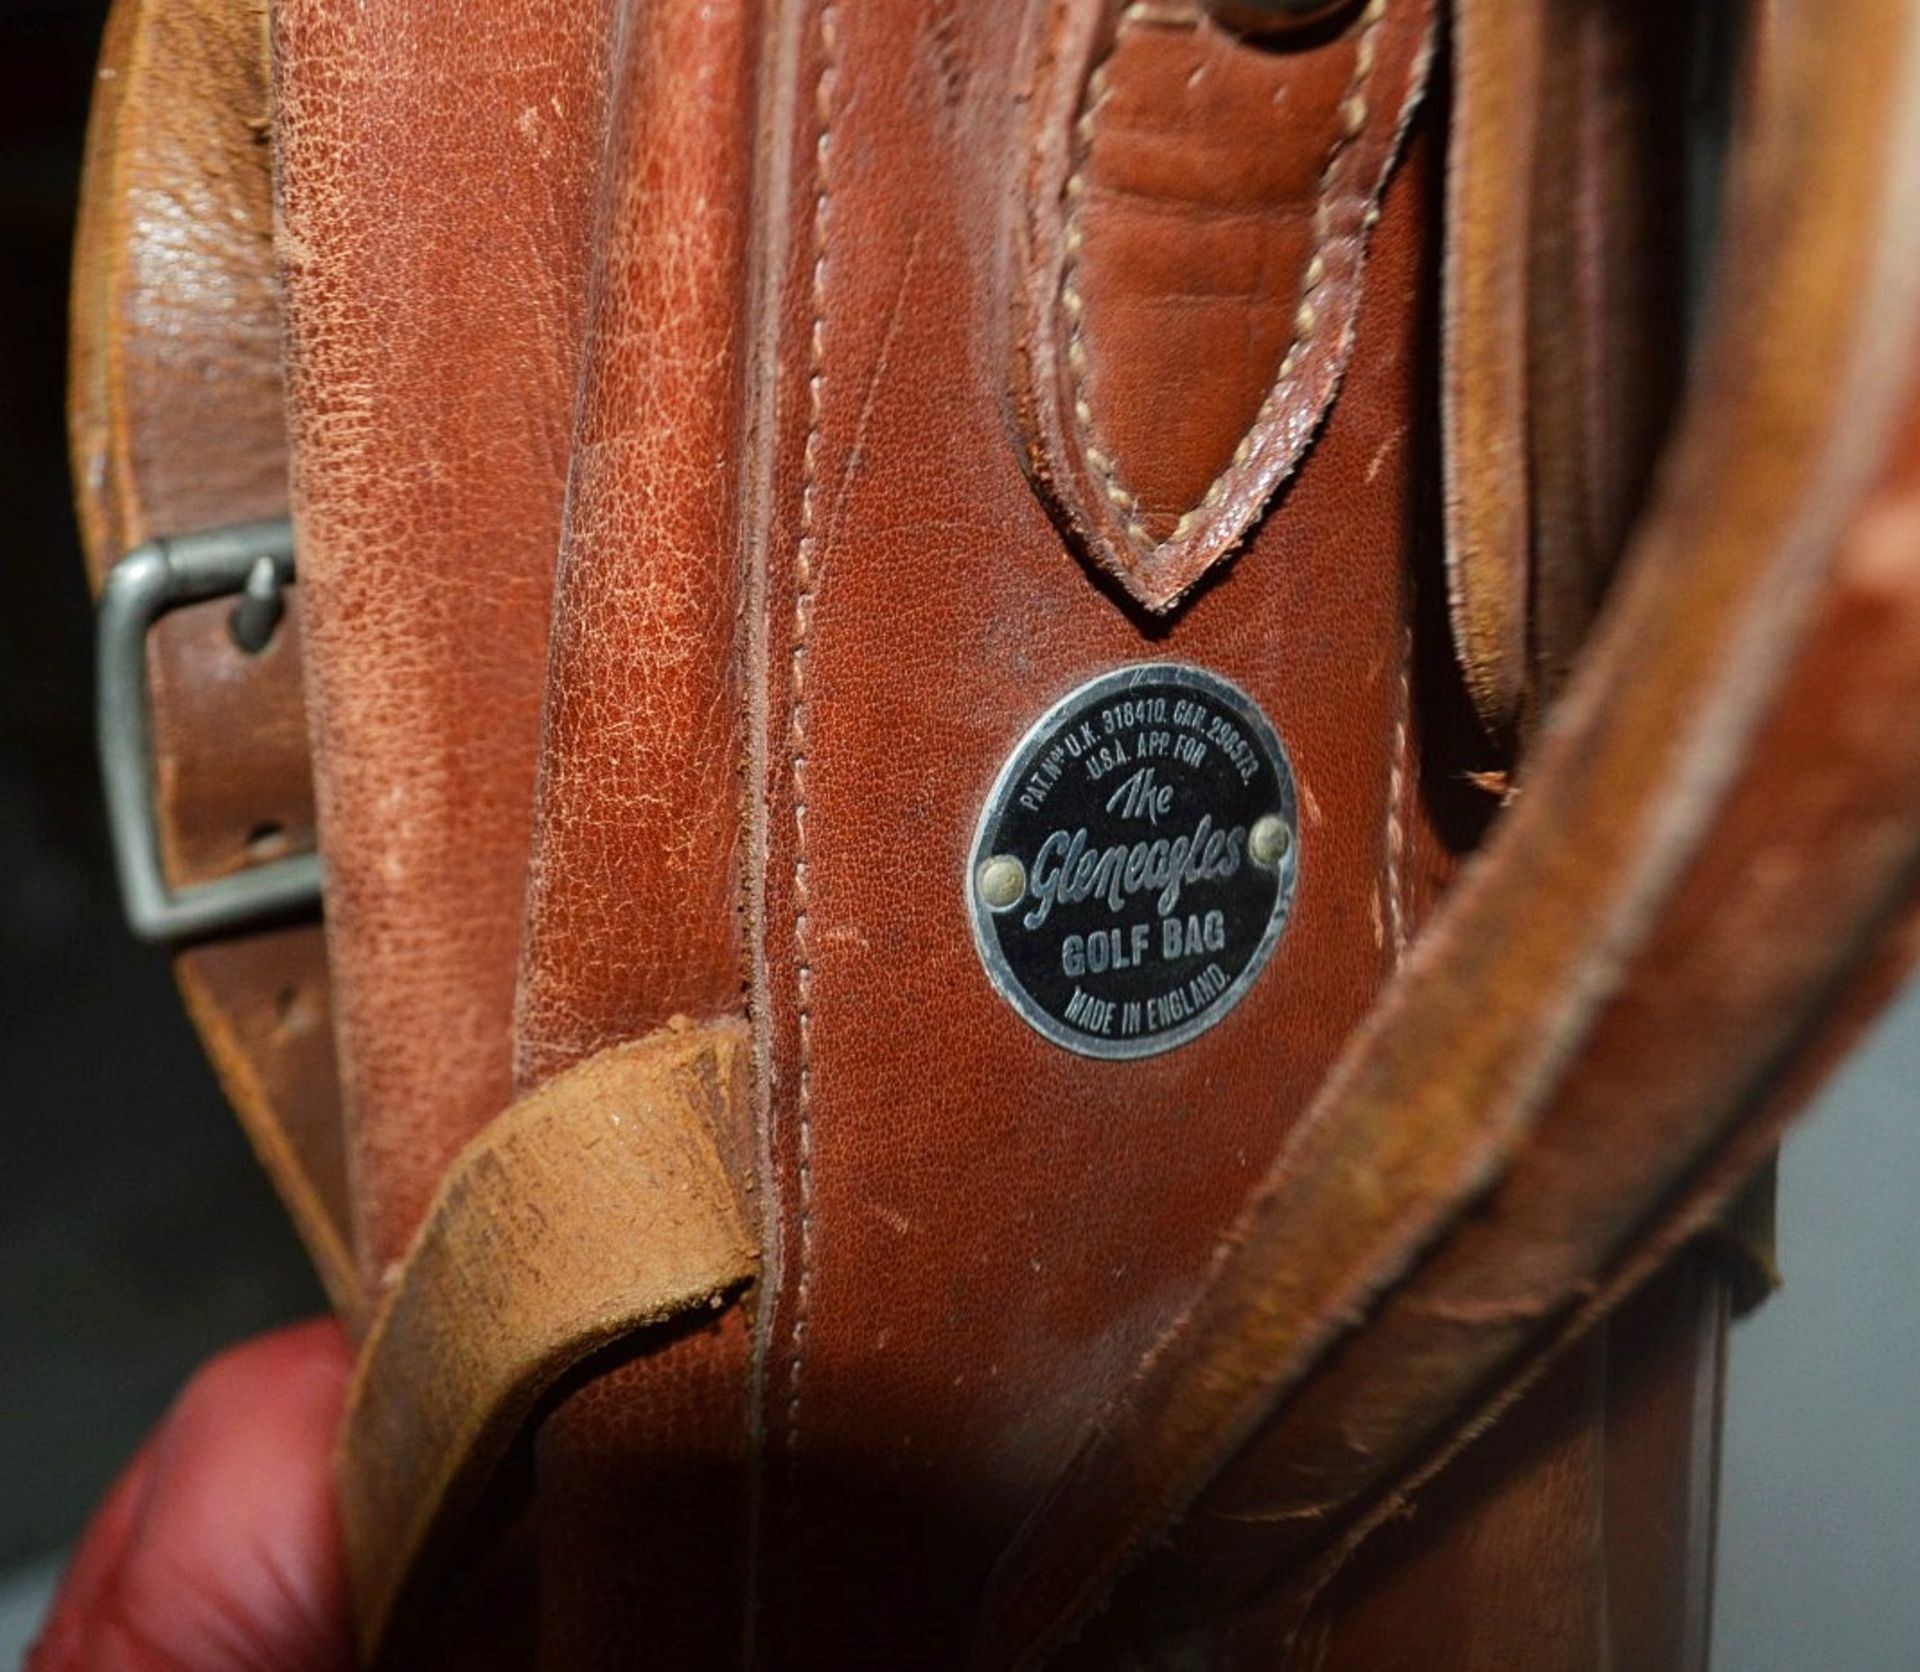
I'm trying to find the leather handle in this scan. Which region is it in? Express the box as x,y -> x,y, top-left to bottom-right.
337,1017 -> 759,1666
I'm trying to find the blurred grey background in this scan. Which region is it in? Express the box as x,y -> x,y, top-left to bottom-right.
1714,995 -> 1920,1672
0,1 -> 1913,1667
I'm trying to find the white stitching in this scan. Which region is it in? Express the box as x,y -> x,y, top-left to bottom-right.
786,2 -> 837,1458
1384,622 -> 1411,963
1059,0 -> 1388,552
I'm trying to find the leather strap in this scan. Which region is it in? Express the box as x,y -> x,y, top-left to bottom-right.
1443,0 -> 1693,742
1523,0 -> 1692,712
68,0 -> 356,1320
1440,0 -> 1538,740
338,1017 -> 758,1666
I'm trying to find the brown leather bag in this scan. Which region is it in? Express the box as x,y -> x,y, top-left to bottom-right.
68,0 -> 1920,1667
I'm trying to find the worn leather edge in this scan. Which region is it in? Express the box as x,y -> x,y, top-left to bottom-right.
1443,0 -> 1697,747
68,0 -> 139,583
337,1016 -> 760,1666
1439,0 -> 1539,740
974,1 -> 1920,1659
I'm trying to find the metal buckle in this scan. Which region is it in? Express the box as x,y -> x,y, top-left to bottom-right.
97,519 -> 323,944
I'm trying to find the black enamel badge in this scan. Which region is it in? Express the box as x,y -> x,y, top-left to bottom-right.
968,664 -> 1300,1059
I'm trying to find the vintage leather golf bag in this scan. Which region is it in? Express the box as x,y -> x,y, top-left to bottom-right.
69,0 -> 1920,1665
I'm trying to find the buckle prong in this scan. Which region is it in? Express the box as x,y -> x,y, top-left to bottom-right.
229,551 -> 290,654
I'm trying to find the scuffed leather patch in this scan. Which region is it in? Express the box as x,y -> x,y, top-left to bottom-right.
1010,0 -> 1434,611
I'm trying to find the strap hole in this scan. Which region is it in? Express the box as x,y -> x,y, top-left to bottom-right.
247,821 -> 291,863
273,984 -> 320,1039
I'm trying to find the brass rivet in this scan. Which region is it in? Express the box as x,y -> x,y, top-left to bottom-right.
977,854 -> 1028,911
1208,0 -> 1361,37
1249,814 -> 1293,868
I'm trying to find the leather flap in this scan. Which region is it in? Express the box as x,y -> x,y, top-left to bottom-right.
1008,0 -> 1434,611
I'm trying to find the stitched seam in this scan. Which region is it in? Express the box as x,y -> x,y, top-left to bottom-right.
1059,0 -> 1387,552
785,2 -> 837,1476
1384,622 -> 1411,962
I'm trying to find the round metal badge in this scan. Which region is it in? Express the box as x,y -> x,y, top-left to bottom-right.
967,664 -> 1300,1059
